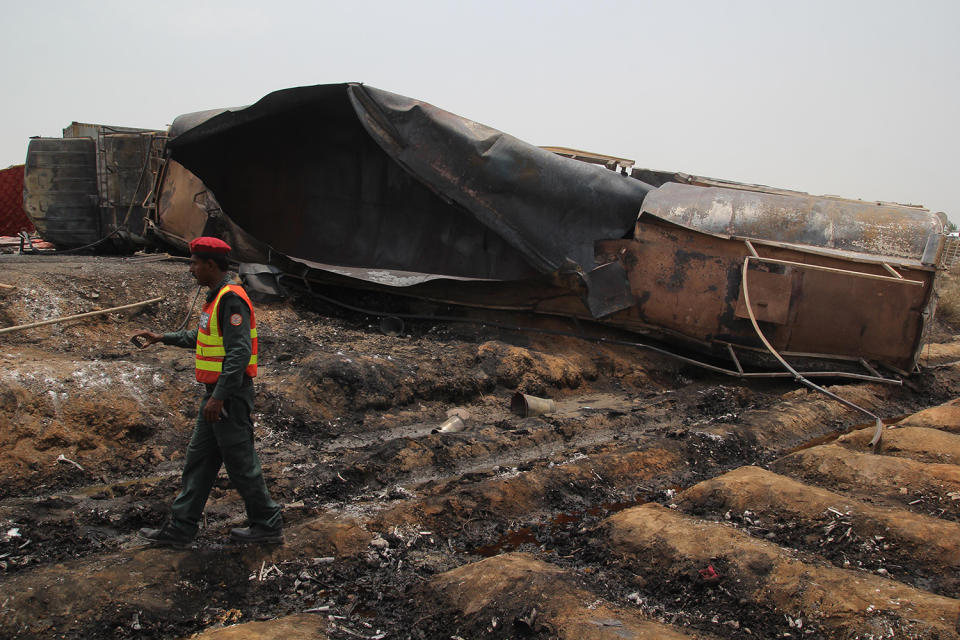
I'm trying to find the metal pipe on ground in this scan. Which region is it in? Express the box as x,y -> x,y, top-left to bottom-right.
511,393 -> 556,417
0,297 -> 164,335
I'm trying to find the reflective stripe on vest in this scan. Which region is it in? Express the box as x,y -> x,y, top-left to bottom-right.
195,284 -> 258,383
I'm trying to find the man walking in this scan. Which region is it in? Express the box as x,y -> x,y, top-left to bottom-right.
132,237 -> 282,546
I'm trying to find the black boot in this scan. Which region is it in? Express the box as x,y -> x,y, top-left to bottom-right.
139,524 -> 193,547
230,524 -> 284,544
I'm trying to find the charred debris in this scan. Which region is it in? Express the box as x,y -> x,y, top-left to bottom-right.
15,83 -> 960,417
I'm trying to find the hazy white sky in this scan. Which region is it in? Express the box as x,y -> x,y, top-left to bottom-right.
2,0 -> 957,220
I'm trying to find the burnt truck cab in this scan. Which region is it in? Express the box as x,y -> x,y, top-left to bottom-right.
23,122 -> 165,251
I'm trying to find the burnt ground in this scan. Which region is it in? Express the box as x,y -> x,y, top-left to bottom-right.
1,255 -> 960,639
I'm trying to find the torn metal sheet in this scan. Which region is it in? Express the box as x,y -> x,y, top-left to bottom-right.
151,158 -> 270,264
165,83 -> 652,283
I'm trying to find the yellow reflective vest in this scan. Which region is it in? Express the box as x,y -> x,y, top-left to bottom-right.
195,284 -> 258,383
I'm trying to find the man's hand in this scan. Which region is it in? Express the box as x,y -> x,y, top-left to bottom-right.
131,330 -> 163,349
204,397 -> 225,423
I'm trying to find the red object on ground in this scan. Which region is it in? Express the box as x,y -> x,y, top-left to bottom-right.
698,564 -> 720,581
0,165 -> 32,236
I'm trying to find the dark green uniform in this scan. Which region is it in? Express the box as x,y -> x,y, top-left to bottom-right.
161,275 -> 281,537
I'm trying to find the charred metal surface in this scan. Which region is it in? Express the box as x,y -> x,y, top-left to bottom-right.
100,132 -> 164,243
165,83 -> 652,284
540,146 -> 635,173
153,159 -> 208,248
152,159 -> 269,264
582,261 -> 634,318
23,137 -> 100,247
166,86 -> 537,282
24,124 -> 165,249
642,182 -> 944,262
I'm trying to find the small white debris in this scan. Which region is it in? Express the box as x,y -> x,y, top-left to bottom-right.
55,454 -> 84,471
6,528 -> 20,539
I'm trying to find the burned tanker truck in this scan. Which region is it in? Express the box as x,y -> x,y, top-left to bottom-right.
20,83 -> 959,398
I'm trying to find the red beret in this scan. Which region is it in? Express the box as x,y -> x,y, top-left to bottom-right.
189,236 -> 231,256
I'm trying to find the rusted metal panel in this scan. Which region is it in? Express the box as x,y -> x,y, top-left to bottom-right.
23,137 -> 100,246
596,217 -> 935,370
733,270 -> 792,325
154,159 -> 209,246
101,133 -> 162,242
642,182 -> 944,263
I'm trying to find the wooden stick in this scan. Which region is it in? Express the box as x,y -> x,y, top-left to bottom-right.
0,297 -> 164,335
0,283 -> 15,290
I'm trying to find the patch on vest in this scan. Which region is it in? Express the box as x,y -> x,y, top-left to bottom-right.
200,312 -> 210,330
229,313 -> 243,327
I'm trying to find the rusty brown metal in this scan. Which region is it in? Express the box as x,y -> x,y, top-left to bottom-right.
594,215 -> 937,371
153,159 -> 209,248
